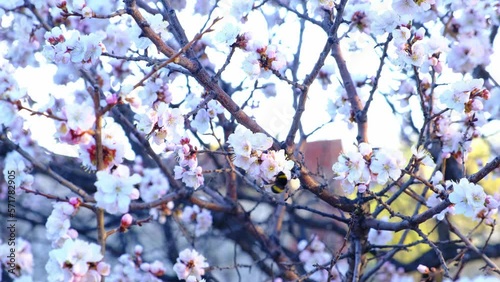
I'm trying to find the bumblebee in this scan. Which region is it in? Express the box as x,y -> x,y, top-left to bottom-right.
271,171 -> 288,194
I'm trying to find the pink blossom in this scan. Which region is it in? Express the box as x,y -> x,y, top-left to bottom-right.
94,165 -> 141,215
173,249 -> 209,280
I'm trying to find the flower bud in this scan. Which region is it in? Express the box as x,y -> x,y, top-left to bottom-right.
134,245 -> 143,255
69,197 -> 81,208
97,261 -> 111,276
106,94 -> 118,105
82,6 -> 93,18
415,27 -> 425,40
434,60 -> 443,73
358,142 -> 372,157
417,264 -> 430,274
289,178 -> 301,190
485,195 -> 499,209
481,89 -> 490,100
167,201 -> 175,209
120,213 -> 133,231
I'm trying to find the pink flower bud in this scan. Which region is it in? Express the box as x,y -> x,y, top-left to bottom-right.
120,213 -> 133,229
485,195 -> 499,209
133,164 -> 143,174
180,137 -> 191,145
134,245 -> 144,255
56,0 -> 67,9
182,144 -> 190,155
429,57 -> 438,67
481,89 -> 490,100
69,197 -> 80,208
106,94 -> 118,105
358,142 -> 372,157
434,60 -> 443,73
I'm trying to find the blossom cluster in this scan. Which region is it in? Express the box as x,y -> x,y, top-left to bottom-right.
426,172 -> 453,221
297,236 -> 334,281
229,32 -> 287,79
149,200 -> 175,224
43,26 -> 105,68
108,245 -> 166,282
133,157 -> 176,221
56,0 -> 95,19
332,143 -> 405,194
180,205 -> 213,237
391,24 -> 447,72
138,166 -> 170,202
137,76 -> 174,108
345,0 -> 493,75
428,177 -> 499,223
94,165 -> 141,215
45,238 -> 110,282
0,62 -> 41,162
241,43 -> 287,79
45,200 -> 79,247
431,79 -> 490,161
337,0 -> 442,71
445,2 -> 494,73
2,153 -> 34,194
388,82 -> 493,196
0,61 -> 27,121
439,79 -> 490,114
326,77 -> 370,128
77,118 -> 132,171
190,99 -> 225,134
135,101 -> 184,145
134,90 -> 225,144
172,138 -> 205,189
49,93 -> 132,171
227,128 -> 294,186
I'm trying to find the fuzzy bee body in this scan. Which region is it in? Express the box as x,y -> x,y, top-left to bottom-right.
271,171 -> 288,194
